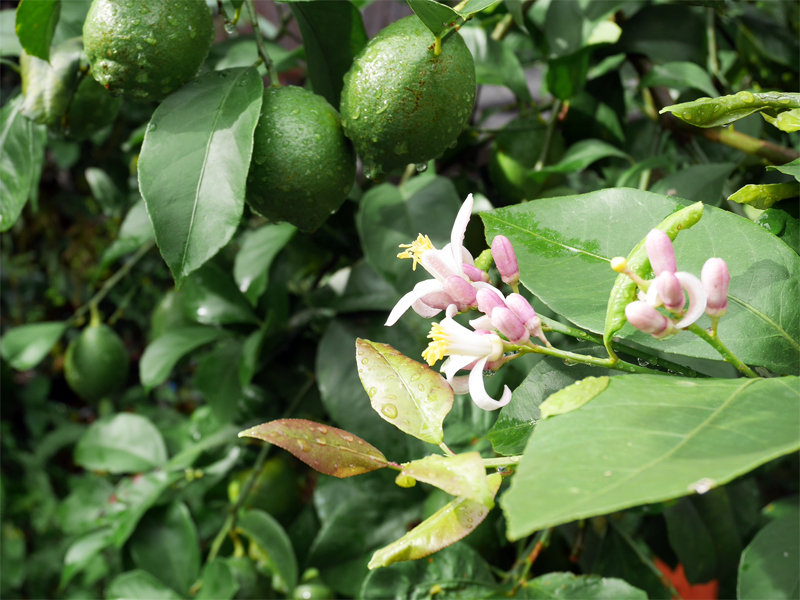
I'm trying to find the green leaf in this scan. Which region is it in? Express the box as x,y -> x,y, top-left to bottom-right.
1,10 -> 22,56
139,326 -> 225,390
360,543 -> 494,598
356,339 -> 454,446
458,0 -> 501,15
138,67 -> 263,285
0,524 -> 25,592
234,223 -> 296,305
239,419 -> 389,478
762,108 -> 800,132
15,0 -> 60,61
544,0 -> 584,57
110,470 -> 184,547
19,38 -> 81,125
481,190 -> 800,375
545,48 -> 590,102
501,375 -> 800,540
74,413 -> 168,474
129,502 -> 200,596
60,527 -> 115,588
106,570 -> 182,600
99,199 -> 154,270
539,376 -> 609,419
400,452 -> 494,507
767,157 -> 800,182
533,138 -> 630,175
660,91 -> 800,128
649,162 -> 737,207
56,475 -> 114,536
461,26 -> 531,104
369,473 -> 501,569
406,0 -> 460,36
85,167 -> 125,215
1,321 -> 66,370
738,512 -> 800,599
288,1 -> 367,107
520,572 -> 647,599
238,509 -> 298,593
729,182 -> 799,211
197,560 -> 239,600
195,339 -> 244,424
756,208 -> 799,255
616,3 -> 706,65
182,262 -> 258,326
640,61 -> 718,99
0,96 -> 47,232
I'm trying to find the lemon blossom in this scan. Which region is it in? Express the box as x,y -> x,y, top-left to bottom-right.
421,307 -> 512,411
385,194 -> 498,326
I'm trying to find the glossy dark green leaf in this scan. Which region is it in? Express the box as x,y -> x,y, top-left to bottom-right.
106,570 -> 182,600
501,375 -> 800,540
545,48 -> 590,101
660,91 -> 800,129
518,572 -> 647,599
234,223 -> 296,305
0,96 -> 47,232
1,321 -> 66,370
289,1 -> 367,107
110,470 -> 184,547
360,543 -> 494,599
139,326 -> 225,391
129,502 -> 200,596
138,67 -> 263,285
15,0 -> 60,61
640,61 -> 718,98
650,163 -> 737,207
356,339 -> 454,446
544,0 -> 583,57
482,189 -> 800,374
182,262 -> 258,326
55,475 -> 114,536
739,8 -> 799,70
85,167 -> 125,215
407,0 -> 460,36
533,138 -> 630,175
458,0 -> 501,15
756,208 -> 799,254
195,339 -> 243,424
729,182 -> 799,211
197,560 -> 239,600
60,526 -> 115,588
737,513 -> 800,599
767,157 -> 800,182
461,26 -> 531,103
238,509 -> 298,592
74,413 -> 168,474
239,419 -> 389,478
19,38 -> 81,125
99,199 -> 154,270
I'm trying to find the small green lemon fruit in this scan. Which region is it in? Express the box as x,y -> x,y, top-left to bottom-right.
340,16 -> 476,180
64,72 -> 124,140
246,86 -> 356,232
64,324 -> 129,402
82,0 -> 215,101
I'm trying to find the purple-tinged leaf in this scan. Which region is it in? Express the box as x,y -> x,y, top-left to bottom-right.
356,339 -> 454,446
400,452 -> 494,508
239,419 -> 388,478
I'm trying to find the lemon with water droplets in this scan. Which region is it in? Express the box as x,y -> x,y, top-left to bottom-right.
340,16 -> 476,180
64,324 -> 129,403
246,86 -> 356,232
82,0 -> 214,101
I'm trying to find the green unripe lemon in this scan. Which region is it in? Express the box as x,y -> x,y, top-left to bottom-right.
340,16 -> 476,180
246,86 -> 356,232
64,324 -> 129,402
82,0 -> 215,101
64,72 -> 124,140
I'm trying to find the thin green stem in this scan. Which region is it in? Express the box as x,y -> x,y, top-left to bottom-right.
518,342 -> 665,375
534,99 -> 562,172
70,239 -> 155,325
515,527 -> 553,586
439,442 -> 456,457
245,0 -> 280,87
687,324 -> 760,378
483,456 -> 521,468
0,58 -> 20,74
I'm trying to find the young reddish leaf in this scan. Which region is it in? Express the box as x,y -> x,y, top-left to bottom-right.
368,473 -> 502,569
356,339 -> 454,446
239,419 -> 389,478
400,452 -> 494,508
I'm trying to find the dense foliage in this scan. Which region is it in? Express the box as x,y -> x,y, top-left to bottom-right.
1,1 -> 798,599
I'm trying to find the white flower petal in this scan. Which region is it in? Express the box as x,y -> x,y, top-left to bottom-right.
411,299 -> 444,318
449,375 -> 470,395
385,281 -> 445,326
468,357 -> 512,411
673,271 -> 708,329
645,281 -> 662,307
468,315 -> 495,331
444,354 -> 478,381
422,248 -> 460,281
450,194 -> 474,270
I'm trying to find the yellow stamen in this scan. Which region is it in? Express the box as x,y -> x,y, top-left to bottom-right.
421,322 -> 449,366
397,234 -> 434,271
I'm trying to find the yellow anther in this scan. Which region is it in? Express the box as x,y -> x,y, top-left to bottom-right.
397,234 -> 434,271
421,322 -> 448,365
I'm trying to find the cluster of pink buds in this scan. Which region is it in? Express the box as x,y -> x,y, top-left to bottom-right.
613,229 -> 731,339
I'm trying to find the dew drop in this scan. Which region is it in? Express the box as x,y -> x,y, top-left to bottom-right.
417,383 -> 425,392
224,21 -> 236,34
315,436 -> 327,445
316,426 -> 328,434
381,404 -> 398,418
368,387 -> 377,397
410,374 -> 421,382
297,439 -> 311,452
342,434 -> 353,442
415,163 -> 428,173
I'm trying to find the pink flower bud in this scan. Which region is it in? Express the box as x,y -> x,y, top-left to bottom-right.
491,307 -> 530,344
491,235 -> 520,285
625,301 -> 674,338
419,291 -> 456,311
702,258 -> 729,318
505,293 -> 548,345
443,276 -> 477,309
462,263 -> 490,283
645,229 -> 677,276
476,288 -> 506,316
655,271 -> 685,312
